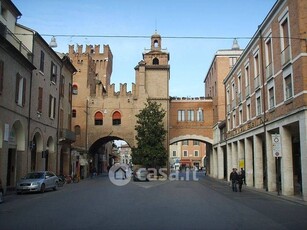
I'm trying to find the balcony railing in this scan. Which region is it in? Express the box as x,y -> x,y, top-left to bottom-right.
0,21 -> 32,62
59,129 -> 76,142
281,45 -> 291,66
265,62 -> 273,80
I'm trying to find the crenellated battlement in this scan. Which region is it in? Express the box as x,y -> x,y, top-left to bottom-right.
69,44 -> 111,58
104,83 -> 136,98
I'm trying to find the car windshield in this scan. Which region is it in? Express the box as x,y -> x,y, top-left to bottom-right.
24,172 -> 45,179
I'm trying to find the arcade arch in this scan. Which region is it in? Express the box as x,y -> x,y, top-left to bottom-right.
169,135 -> 212,170
6,120 -> 26,187
30,131 -> 43,171
88,136 -> 131,173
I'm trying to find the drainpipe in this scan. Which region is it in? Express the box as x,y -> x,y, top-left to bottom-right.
259,29 -> 268,191
27,32 -> 35,173
56,60 -> 63,175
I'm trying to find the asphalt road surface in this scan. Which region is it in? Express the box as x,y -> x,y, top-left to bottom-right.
1,172 -> 307,230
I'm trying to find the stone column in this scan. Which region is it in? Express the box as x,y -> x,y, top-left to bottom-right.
245,137 -> 253,187
299,112 -> 307,201
212,147 -> 218,178
217,145 -> 224,179
209,151 -> 213,176
227,143 -> 232,181
281,126 -> 294,196
231,142 -> 238,169
266,132 -> 277,192
238,139 -> 244,170
254,135 -> 263,189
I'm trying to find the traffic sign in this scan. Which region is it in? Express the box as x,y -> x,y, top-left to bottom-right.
272,134 -> 281,158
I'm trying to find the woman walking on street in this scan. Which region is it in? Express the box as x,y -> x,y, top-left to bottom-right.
237,171 -> 243,192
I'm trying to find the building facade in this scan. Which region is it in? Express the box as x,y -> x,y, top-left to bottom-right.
204,41 -> 243,179
0,0 -> 35,192
212,0 -> 307,201
0,0 -> 76,193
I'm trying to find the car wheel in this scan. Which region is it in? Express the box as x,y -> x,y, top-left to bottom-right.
53,182 -> 58,191
40,183 -> 46,193
16,191 -> 21,195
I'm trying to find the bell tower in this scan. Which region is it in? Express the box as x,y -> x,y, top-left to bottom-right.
139,31 -> 170,100
151,32 -> 162,51
134,31 -> 170,148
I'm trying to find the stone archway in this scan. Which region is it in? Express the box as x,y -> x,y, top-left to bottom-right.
169,135 -> 212,170
46,136 -> 55,172
170,134 -> 213,145
7,120 -> 26,186
88,136 -> 130,174
31,131 -> 43,171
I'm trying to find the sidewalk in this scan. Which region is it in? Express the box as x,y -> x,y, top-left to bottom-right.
211,176 -> 307,206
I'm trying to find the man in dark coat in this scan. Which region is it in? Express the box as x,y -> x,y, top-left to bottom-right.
229,168 -> 238,192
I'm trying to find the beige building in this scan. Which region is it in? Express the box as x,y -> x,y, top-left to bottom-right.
204,41 -> 243,179
0,0 -> 35,192
0,0 -> 76,192
57,53 -> 77,176
210,0 -> 307,201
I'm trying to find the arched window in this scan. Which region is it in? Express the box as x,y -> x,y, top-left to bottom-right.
112,111 -> 121,125
95,111 -> 103,125
154,40 -> 159,48
72,109 -> 76,118
74,125 -> 81,135
72,84 -> 78,95
153,57 -> 159,65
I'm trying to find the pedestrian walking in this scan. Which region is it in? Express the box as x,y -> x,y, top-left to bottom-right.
237,171 -> 243,192
241,168 -> 246,185
229,168 -> 238,192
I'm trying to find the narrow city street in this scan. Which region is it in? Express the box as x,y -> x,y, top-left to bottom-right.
0,173 -> 307,230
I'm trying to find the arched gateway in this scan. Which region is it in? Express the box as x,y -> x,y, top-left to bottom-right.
70,32 -> 213,175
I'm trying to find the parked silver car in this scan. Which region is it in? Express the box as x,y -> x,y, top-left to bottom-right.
16,171 -> 59,194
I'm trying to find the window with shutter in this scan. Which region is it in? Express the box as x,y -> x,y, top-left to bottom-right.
0,60 -> 3,95
15,73 -> 24,107
50,62 -> 57,83
40,51 -> 44,72
60,75 -> 65,96
49,95 -> 56,119
95,112 -> 103,125
22,78 -> 26,106
38,87 -> 43,112
112,111 -> 121,125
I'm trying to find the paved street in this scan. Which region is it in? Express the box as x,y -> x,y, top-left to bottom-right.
0,172 -> 307,230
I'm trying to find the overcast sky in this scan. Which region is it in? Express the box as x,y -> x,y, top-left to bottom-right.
13,0 -> 276,97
